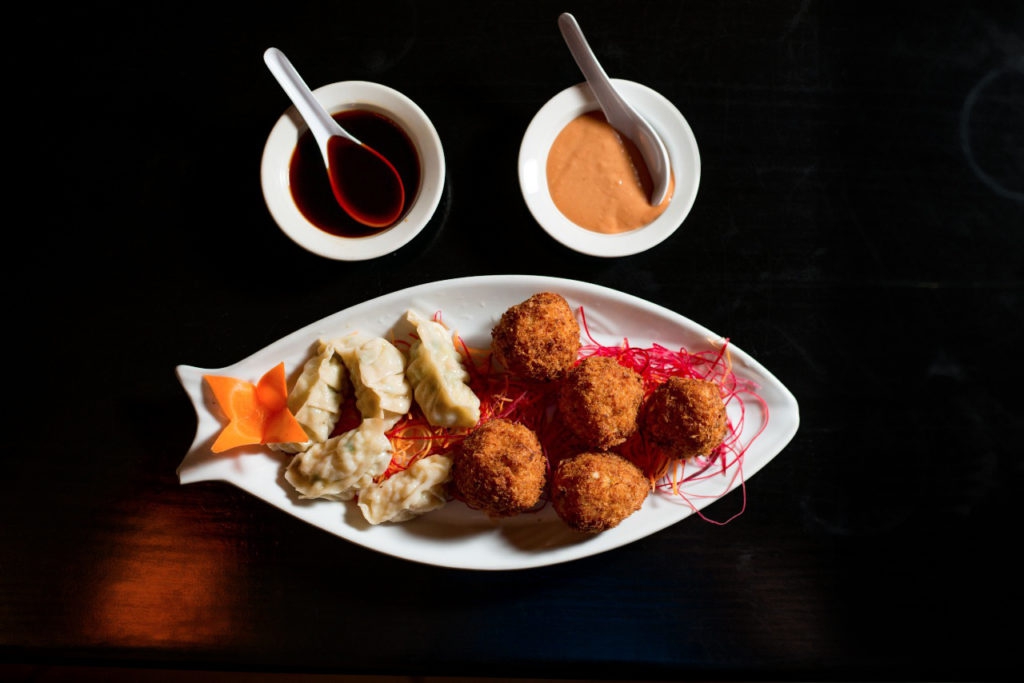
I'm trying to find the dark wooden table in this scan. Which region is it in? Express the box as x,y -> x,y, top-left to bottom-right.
5,2 -> 1021,680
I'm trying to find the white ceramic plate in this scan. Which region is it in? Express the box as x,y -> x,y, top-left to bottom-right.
177,275 -> 798,570
519,80 -> 701,257
261,80 -> 445,261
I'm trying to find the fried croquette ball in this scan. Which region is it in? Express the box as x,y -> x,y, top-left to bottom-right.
641,376 -> 728,460
551,451 -> 651,533
452,418 -> 547,518
491,292 -> 580,381
558,356 -> 645,449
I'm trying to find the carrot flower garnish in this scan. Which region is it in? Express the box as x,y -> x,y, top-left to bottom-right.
204,363 -> 308,453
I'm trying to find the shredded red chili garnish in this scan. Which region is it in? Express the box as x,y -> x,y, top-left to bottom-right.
377,305 -> 769,524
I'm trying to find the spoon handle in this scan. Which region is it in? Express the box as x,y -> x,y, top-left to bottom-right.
557,13 -> 638,130
558,12 -> 671,206
264,47 -> 352,151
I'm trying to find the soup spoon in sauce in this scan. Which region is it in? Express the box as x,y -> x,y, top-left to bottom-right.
263,47 -> 405,228
557,13 -> 671,206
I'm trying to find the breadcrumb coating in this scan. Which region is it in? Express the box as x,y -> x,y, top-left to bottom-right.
551,451 -> 651,533
641,376 -> 728,460
452,418 -> 547,518
491,292 -> 581,381
558,356 -> 644,449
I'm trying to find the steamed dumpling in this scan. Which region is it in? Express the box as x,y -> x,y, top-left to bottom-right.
284,417 -> 393,501
404,310 -> 481,428
270,340 -> 349,454
329,334 -> 412,430
357,454 -> 453,524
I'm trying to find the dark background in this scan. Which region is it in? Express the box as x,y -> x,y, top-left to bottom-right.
5,1 -> 1022,681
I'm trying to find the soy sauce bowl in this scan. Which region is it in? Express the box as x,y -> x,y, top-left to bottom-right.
518,79 -> 700,258
261,81 -> 445,261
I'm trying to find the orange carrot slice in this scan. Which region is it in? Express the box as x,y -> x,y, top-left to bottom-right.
204,363 -> 308,453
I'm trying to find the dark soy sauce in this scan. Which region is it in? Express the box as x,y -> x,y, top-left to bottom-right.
289,110 -> 421,237
326,136 -> 403,227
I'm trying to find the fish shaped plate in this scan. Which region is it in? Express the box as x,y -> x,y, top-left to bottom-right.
177,275 -> 799,570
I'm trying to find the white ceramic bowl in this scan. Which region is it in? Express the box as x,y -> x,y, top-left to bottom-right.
518,80 -> 700,258
261,81 -> 445,261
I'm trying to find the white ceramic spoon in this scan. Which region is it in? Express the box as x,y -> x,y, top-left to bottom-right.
558,13 -> 671,206
264,47 -> 405,228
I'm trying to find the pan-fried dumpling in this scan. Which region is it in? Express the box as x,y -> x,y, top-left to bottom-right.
329,334 -> 411,430
270,340 -> 349,454
284,417 -> 393,501
356,454 -> 453,524
404,310 -> 481,428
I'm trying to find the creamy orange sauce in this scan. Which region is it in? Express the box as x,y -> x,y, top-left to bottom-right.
546,111 -> 674,234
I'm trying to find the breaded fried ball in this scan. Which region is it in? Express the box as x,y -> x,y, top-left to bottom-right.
452,418 -> 547,518
641,376 -> 728,460
491,292 -> 580,381
558,356 -> 645,449
551,451 -> 650,533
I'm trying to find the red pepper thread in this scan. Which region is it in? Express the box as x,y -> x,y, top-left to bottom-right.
375,306 -> 769,524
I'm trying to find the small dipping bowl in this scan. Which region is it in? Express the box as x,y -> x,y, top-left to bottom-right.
261,81 -> 445,261
518,79 -> 700,258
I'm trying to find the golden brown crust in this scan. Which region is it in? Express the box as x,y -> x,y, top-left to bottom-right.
451,418 -> 547,518
551,451 -> 651,533
641,376 -> 728,460
557,356 -> 645,449
491,292 -> 581,381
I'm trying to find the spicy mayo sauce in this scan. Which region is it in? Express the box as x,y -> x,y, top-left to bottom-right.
546,111 -> 674,234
